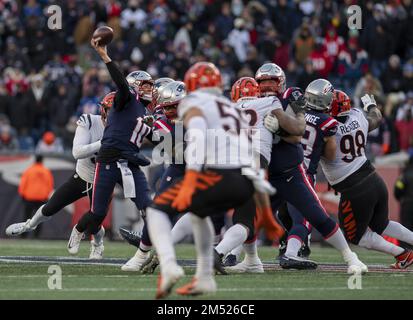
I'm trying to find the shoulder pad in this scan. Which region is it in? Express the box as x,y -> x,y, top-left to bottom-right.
76,114 -> 92,129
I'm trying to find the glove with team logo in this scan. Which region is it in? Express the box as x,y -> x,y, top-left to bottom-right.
142,115 -> 155,127
289,94 -> 307,114
361,94 -> 377,112
263,113 -> 280,133
242,167 -> 276,195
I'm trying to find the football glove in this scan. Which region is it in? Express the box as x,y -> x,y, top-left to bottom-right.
361,94 -> 377,112
264,113 -> 280,133
171,170 -> 199,211
242,167 -> 276,195
142,115 -> 155,127
289,94 -> 307,114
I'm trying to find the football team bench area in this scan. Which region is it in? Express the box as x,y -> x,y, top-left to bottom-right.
0,240 -> 412,300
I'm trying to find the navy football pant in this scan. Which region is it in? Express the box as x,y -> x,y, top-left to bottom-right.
270,164 -> 337,242
140,165 -> 226,248
77,161 -> 151,235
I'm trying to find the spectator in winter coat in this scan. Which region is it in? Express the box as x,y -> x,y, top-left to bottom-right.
381,55 -> 404,94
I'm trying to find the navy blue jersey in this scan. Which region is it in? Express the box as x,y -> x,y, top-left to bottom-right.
268,89 -> 304,176
302,110 -> 338,175
100,89 -> 150,159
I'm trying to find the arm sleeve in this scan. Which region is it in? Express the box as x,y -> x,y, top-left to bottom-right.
105,61 -> 131,110
72,125 -> 101,160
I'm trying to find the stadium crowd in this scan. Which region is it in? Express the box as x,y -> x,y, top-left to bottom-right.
0,0 -> 412,159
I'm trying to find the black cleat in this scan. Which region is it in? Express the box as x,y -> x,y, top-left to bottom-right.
277,239 -> 287,260
119,228 -> 141,248
279,255 -> 318,270
214,249 -> 228,275
298,244 -> 311,259
223,254 -> 237,267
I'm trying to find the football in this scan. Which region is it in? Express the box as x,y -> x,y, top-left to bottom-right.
92,26 -> 114,46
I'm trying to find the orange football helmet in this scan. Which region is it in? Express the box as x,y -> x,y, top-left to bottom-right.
184,62 -> 222,92
99,91 -> 115,122
330,90 -> 351,118
231,77 -> 260,102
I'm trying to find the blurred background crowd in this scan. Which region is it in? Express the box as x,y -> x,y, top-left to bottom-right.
0,0 -> 412,160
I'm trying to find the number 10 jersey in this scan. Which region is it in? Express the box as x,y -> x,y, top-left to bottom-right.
320,108 -> 369,186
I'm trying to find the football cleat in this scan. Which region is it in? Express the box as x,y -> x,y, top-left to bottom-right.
119,227 -> 141,248
345,252 -> 368,274
277,239 -> 287,260
141,251 -> 159,274
391,250 -> 413,269
223,254 -> 238,267
89,241 -> 104,260
176,277 -> 217,296
226,258 -> 264,273
5,220 -> 34,236
298,244 -> 311,259
121,249 -> 150,272
213,249 -> 228,275
67,226 -> 84,255
156,264 -> 184,299
279,255 -> 318,270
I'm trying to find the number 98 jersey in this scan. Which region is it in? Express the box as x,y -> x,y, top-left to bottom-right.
320,108 -> 369,186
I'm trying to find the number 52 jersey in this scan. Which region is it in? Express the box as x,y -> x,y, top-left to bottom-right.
320,108 -> 369,186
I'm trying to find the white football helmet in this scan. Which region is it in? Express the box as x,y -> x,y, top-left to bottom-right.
304,79 -> 334,111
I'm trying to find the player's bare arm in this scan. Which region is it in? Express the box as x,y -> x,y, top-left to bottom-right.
361,94 -> 382,132
271,108 -> 306,136
322,135 -> 337,161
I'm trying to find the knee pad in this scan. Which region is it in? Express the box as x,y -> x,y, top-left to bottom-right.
358,230 -> 375,249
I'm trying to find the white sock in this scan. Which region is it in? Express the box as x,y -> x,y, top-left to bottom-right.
139,242 -> 152,252
285,237 -> 302,258
146,208 -> 177,272
382,221 -> 413,245
28,205 -> 50,228
190,213 -> 214,279
172,213 -> 193,244
243,241 -> 260,263
359,229 -> 404,256
229,245 -> 244,260
324,227 -> 355,261
92,227 -> 105,245
215,224 -> 248,256
325,227 -> 350,252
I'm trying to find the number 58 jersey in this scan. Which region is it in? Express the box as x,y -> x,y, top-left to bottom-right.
320,108 -> 369,186
178,89 -> 253,169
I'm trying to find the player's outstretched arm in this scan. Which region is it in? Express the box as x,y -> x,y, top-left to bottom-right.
72,117 -> 101,160
271,108 -> 306,136
361,94 -> 382,132
91,38 -> 130,109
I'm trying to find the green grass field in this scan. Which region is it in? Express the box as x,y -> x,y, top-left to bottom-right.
0,239 -> 412,300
